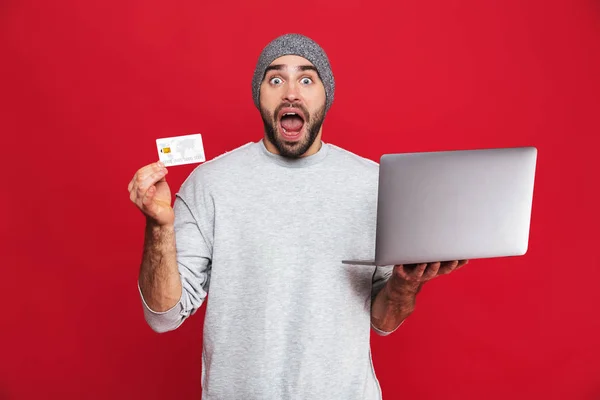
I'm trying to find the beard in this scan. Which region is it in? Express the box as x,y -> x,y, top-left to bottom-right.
260,102 -> 326,159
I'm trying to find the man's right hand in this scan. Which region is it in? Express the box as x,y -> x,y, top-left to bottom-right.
128,161 -> 174,226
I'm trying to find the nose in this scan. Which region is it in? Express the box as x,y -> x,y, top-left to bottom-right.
283,81 -> 300,103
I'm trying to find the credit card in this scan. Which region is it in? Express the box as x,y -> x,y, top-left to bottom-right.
156,133 -> 206,166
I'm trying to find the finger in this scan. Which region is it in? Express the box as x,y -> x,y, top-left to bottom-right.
394,264 -> 422,280
141,161 -> 165,176
422,262 -> 441,280
393,264 -> 410,280
129,187 -> 137,204
138,184 -> 161,216
402,263 -> 418,272
129,162 -> 162,195
133,162 -> 167,189
141,185 -> 157,209
457,260 -> 469,268
438,260 -> 459,275
136,169 -> 168,198
413,263 -> 428,279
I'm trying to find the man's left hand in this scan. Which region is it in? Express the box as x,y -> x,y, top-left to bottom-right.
386,260 -> 469,300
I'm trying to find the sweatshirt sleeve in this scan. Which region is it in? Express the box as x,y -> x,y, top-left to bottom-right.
370,265 -> 392,304
139,190 -> 213,333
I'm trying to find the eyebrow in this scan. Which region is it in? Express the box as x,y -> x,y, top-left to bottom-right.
264,65 -> 319,75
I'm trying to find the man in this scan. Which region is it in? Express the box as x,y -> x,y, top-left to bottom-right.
128,33 -> 467,399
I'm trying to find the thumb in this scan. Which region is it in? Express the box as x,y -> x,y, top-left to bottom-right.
142,185 -> 157,208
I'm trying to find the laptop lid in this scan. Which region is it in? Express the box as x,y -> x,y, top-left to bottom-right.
369,146 -> 537,266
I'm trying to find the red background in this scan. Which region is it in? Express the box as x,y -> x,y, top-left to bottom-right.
1,0 -> 599,399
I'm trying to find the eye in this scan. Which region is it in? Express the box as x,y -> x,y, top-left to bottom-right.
301,77 -> 313,85
270,77 -> 283,85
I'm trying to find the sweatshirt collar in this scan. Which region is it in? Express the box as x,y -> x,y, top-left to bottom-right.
257,138 -> 329,168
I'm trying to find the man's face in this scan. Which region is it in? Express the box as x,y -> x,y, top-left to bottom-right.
259,55 -> 327,158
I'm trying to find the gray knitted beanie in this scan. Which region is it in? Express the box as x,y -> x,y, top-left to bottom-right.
252,33 -> 335,112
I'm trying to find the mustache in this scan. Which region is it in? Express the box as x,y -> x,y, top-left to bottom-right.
274,103 -> 310,123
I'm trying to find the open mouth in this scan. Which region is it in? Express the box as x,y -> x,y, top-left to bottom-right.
278,108 -> 305,140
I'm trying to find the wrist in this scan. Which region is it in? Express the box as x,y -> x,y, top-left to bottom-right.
144,220 -> 175,244
146,218 -> 174,232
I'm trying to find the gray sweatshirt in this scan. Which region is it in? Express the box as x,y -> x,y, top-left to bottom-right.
139,140 -> 396,399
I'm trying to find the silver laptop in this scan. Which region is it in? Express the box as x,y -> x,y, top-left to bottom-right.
343,146 -> 537,266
